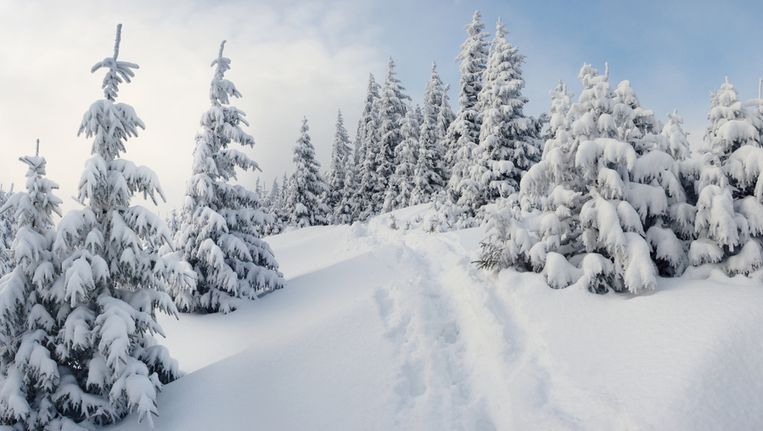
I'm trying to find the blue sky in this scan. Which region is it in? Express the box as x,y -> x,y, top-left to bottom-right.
0,0 -> 760,212
356,0 -> 763,133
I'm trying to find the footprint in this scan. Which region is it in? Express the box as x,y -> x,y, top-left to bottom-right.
440,321 -> 460,344
374,288 -> 394,319
396,360 -> 427,399
475,417 -> 497,431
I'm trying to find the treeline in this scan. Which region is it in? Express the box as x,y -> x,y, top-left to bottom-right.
254,13 -> 543,233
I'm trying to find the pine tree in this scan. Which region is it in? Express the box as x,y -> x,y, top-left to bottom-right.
0,141 -> 65,430
468,19 -> 540,212
264,178 -> 283,235
285,118 -> 330,227
445,11 -> 489,197
372,58 -> 410,214
355,75 -> 383,221
279,172 -> 289,226
690,78 -> 762,274
482,64 -> 663,295
0,186 -> 15,277
411,64 -> 448,205
611,80 -> 659,155
326,110 -> 352,220
48,25 -> 180,427
384,106 -> 420,211
173,40 -> 284,314
437,85 -> 456,149
166,209 -> 181,237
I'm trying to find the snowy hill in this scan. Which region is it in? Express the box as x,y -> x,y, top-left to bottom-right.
112,208 -> 763,431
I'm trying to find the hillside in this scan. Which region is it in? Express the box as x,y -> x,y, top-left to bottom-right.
112,208 -> 763,431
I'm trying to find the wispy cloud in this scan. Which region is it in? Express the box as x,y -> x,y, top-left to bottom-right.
0,0 -> 384,213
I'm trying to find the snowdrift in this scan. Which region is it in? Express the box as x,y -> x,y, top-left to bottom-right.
111,209 -> 763,430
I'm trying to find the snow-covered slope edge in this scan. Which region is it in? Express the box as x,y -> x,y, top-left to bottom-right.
111,210 -> 763,431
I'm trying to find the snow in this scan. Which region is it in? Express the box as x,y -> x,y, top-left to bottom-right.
109,210 -> 763,431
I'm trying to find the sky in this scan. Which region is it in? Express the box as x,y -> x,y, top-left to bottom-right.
0,0 -> 761,214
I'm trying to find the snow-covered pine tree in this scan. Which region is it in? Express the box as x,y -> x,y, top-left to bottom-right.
166,209 -> 181,237
47,25 -> 180,427
480,81 -> 576,271
482,64 -> 662,295
437,85 -> 456,151
264,178 -> 284,235
445,11 -> 489,197
690,78 -> 762,275
0,187 -> 16,277
383,106 -> 421,211
285,118 -> 330,227
0,142 -> 65,430
411,64 -> 448,205
335,167 -> 356,225
468,19 -> 540,213
372,58 -> 410,214
354,74 -> 383,221
0,186 -> 16,277
611,80 -> 660,155
173,40 -> 284,314
326,110 -> 352,221
279,172 -> 289,227
626,107 -> 693,276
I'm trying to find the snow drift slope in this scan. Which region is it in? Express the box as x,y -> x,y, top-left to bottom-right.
112,209 -> 763,431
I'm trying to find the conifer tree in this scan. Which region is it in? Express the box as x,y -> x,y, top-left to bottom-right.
372,58 -> 410,214
0,187 -> 15,277
264,178 -> 283,234
173,40 -> 284,313
468,19 -> 540,212
326,110 -> 352,219
285,118 -> 330,227
690,78 -> 762,274
482,64 -> 663,295
384,106 -> 420,211
0,141 -> 65,430
355,75 -> 383,221
411,64 -> 448,205
445,11 -> 489,197
49,25 -> 180,427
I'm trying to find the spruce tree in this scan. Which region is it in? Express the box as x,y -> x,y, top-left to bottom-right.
372,58 -> 410,214
383,106 -> 420,211
355,75 -> 383,221
468,19 -> 540,212
482,65 -> 663,295
264,178 -> 284,235
326,110 -> 352,220
445,11 -> 489,197
690,78 -> 762,274
173,40 -> 284,313
0,187 -> 15,277
0,141 -> 65,430
411,64 -> 448,205
285,118 -> 330,227
49,25 -> 180,427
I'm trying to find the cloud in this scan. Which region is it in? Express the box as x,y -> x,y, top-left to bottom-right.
0,0 -> 385,214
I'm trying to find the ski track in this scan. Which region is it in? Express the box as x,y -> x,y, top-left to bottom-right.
366,221 -> 586,430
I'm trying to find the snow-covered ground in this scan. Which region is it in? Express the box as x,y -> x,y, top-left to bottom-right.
112,207 -> 763,431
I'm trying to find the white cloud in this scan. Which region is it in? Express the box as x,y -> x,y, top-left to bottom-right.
0,0 -> 385,214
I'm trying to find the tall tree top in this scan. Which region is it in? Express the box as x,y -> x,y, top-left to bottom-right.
457,11 -> 489,111
209,40 -> 243,106
91,24 -> 138,101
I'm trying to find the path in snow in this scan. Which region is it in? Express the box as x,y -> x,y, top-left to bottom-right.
364,218 -> 585,430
